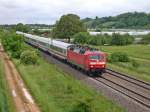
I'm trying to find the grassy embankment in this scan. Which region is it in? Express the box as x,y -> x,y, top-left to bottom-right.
13,47 -> 126,112
0,59 -> 15,112
97,45 -> 150,82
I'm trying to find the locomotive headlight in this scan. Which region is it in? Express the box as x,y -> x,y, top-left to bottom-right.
90,65 -> 94,68
90,62 -> 96,65
90,62 -> 105,65
97,62 -> 105,64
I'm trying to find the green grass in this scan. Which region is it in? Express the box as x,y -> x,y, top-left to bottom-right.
108,63 -> 150,82
13,56 -> 126,112
95,44 -> 150,82
99,45 -> 150,60
0,59 -> 15,112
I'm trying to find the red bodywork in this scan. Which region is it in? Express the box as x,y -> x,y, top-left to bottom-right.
67,49 -> 106,72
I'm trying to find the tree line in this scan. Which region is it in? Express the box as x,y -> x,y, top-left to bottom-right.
73,32 -> 134,46
0,30 -> 39,65
52,13 -> 149,45
1,13 -> 150,45
83,12 -> 150,29
140,33 -> 150,44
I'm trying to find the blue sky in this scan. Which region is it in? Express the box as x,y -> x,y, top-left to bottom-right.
0,0 -> 150,24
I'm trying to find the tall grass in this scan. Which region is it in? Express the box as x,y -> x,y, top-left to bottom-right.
14,56 -> 126,112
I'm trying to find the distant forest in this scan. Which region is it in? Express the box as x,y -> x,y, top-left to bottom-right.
0,24 -> 54,30
82,12 -> 150,29
1,12 -> 150,30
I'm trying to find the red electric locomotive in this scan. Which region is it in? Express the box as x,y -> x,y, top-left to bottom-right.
67,45 -> 106,74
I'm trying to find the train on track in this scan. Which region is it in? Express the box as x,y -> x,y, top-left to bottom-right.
16,31 -> 107,74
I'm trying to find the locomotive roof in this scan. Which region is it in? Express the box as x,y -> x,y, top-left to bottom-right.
68,44 -> 105,55
68,45 -> 99,50
84,51 -> 105,55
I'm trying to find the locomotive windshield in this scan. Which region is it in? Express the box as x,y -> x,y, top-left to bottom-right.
90,55 -> 103,60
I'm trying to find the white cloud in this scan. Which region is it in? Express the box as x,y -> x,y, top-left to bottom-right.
0,0 -> 150,24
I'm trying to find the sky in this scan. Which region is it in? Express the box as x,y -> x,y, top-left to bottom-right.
0,0 -> 150,24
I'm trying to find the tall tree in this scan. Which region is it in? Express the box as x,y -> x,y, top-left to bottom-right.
14,23 -> 30,33
52,14 -> 86,42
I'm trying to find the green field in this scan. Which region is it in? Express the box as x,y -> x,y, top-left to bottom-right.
96,45 -> 150,82
99,45 -> 150,60
0,59 -> 15,112
107,63 -> 150,82
13,56 -> 126,112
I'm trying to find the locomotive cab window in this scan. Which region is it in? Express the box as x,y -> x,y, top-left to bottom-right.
90,55 -> 103,60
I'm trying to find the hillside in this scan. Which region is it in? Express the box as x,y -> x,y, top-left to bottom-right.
83,12 -> 150,29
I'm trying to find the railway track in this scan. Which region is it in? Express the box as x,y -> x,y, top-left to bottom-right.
40,47 -> 150,110
39,49 -> 150,111
106,69 -> 150,90
24,42 -> 150,111
93,69 -> 150,109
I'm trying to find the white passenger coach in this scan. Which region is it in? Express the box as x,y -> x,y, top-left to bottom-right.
16,31 -> 72,59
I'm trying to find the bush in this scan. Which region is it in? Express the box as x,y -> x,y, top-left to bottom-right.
11,50 -> 22,58
73,32 -> 134,46
20,50 -> 38,65
131,60 -> 140,68
88,34 -> 112,45
111,33 -> 134,45
110,52 -> 129,62
88,36 -> 102,45
71,98 -> 93,112
73,32 -> 91,44
107,54 -> 112,62
1,32 -> 24,58
141,33 -> 150,44
14,23 -> 30,33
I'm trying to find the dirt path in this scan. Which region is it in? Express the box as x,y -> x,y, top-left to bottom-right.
0,44 -> 40,112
